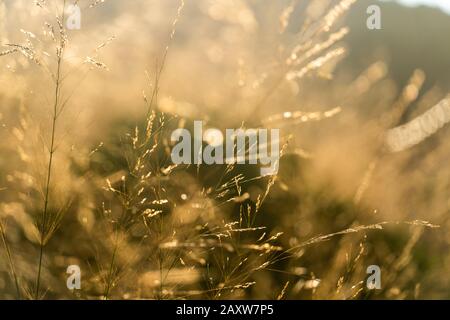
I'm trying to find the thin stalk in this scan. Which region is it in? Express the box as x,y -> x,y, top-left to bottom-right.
103,229 -> 119,300
158,214 -> 164,298
35,41 -> 64,301
0,218 -> 21,299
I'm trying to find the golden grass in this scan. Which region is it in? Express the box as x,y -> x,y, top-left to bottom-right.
0,0 -> 449,300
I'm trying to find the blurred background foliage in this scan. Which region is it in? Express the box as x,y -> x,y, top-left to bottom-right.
0,0 -> 449,299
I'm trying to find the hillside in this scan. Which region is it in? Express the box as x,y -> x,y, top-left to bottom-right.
343,0 -> 450,91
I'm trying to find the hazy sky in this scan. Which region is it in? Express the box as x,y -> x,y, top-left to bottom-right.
389,0 -> 450,13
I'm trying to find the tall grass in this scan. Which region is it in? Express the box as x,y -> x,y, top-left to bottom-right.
0,0 -> 448,300
35,3 -> 67,299
0,216 -> 20,299
1,0 -> 109,299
